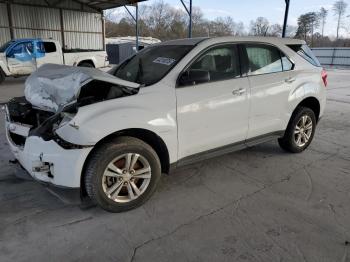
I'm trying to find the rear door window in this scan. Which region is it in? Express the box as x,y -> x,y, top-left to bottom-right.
287,44 -> 321,67
245,44 -> 283,75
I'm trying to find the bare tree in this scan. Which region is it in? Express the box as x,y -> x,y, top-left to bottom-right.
319,7 -> 328,37
250,17 -> 269,36
333,0 -> 348,39
105,1 -> 249,40
235,22 -> 245,36
191,7 -> 208,37
286,25 -> 298,37
268,24 -> 282,37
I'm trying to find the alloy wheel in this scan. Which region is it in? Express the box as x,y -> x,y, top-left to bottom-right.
294,115 -> 313,147
102,153 -> 152,203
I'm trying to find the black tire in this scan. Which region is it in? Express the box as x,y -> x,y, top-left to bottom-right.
78,62 -> 94,68
0,68 -> 5,84
278,106 -> 317,153
84,136 -> 161,212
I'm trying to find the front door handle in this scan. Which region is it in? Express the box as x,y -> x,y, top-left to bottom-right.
232,88 -> 245,96
285,77 -> 296,83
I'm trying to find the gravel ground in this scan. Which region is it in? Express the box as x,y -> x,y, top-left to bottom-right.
0,70 -> 349,262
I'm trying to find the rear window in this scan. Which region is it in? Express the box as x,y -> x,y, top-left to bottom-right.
37,41 -> 57,53
288,44 -> 321,67
43,42 -> 57,53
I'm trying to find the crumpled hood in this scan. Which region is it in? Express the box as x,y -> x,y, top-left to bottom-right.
24,64 -> 140,112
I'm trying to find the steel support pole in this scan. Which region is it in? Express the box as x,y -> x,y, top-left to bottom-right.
180,0 -> 193,38
135,3 -> 139,51
124,5 -> 139,51
59,9 -> 66,49
7,3 -> 14,39
282,0 -> 290,38
189,0 -> 192,38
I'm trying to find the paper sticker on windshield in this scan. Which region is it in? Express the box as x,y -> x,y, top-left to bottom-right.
153,57 -> 176,66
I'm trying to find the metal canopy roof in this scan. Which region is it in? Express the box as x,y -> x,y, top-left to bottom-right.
73,0 -> 148,10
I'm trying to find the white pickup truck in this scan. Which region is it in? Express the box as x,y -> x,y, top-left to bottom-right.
0,38 -> 109,84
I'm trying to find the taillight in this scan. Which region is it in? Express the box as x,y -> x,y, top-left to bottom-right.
321,69 -> 328,87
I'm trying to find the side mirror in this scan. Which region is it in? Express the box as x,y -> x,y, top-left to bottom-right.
179,70 -> 210,86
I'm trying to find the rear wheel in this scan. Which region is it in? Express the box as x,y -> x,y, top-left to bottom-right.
0,69 -> 5,84
84,137 -> 161,212
78,62 -> 94,68
278,107 -> 316,153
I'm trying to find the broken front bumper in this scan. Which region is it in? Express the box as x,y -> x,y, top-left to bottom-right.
5,116 -> 93,188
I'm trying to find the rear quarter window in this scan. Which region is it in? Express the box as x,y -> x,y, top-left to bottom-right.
288,44 -> 321,67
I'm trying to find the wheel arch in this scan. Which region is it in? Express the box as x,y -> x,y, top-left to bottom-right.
295,96 -> 321,122
80,128 -> 170,197
77,59 -> 95,67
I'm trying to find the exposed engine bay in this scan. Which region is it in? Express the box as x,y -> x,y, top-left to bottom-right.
6,64 -> 140,148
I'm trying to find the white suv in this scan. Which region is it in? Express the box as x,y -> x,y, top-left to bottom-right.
4,37 -> 327,212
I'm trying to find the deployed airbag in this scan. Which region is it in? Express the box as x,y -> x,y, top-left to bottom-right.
24,64 -> 140,112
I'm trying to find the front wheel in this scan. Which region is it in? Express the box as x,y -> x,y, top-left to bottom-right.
84,137 -> 161,212
278,107 -> 317,153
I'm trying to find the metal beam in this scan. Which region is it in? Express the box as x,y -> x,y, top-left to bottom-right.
180,0 -> 192,38
282,0 -> 290,38
59,8 -> 66,49
124,4 -> 139,51
102,11 -> 106,51
51,0 -> 63,7
135,4 -> 139,51
124,5 -> 136,21
6,2 -> 14,39
70,0 -> 101,12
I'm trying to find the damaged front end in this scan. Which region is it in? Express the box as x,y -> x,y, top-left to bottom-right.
4,64 -> 140,187
5,96 -> 78,149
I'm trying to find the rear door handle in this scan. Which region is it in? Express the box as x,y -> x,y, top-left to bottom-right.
232,88 -> 245,96
285,77 -> 296,83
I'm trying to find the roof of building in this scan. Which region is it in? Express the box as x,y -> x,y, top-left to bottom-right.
7,0 -> 148,12
71,0 -> 148,11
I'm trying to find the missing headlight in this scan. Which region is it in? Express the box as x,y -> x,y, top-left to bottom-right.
53,135 -> 92,149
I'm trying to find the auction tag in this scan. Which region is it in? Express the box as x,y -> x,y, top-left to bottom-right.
153,57 -> 176,66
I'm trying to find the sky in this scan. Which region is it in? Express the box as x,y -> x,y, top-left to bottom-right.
118,0 -> 350,37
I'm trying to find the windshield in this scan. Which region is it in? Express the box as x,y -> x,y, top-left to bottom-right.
114,45 -> 193,86
0,41 -> 14,53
